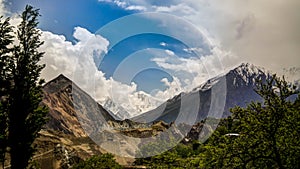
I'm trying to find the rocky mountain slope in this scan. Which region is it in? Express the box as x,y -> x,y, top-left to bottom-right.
25,74 -> 139,168
131,63 -> 268,124
42,74 -> 115,137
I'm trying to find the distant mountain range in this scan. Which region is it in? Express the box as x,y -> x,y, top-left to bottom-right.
99,90 -> 162,120
42,63 -> 299,135
37,62 -> 299,162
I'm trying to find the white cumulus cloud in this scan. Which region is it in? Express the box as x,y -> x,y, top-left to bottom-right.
40,27 -> 189,116
98,0 -> 146,11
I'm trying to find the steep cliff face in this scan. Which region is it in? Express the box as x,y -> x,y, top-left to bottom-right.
42,74 -> 114,137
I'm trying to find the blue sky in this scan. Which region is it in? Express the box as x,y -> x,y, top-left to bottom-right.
7,0 -> 134,41
7,0 -> 183,92
7,0 -> 216,94
4,0 -> 300,115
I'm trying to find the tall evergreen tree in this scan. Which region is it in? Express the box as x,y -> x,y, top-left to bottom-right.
0,16 -> 13,168
8,5 -> 48,169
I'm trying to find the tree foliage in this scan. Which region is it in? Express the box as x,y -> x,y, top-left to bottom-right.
135,142 -> 203,168
72,154 -> 123,169
203,75 -> 300,168
0,5 -> 48,169
0,15 -> 14,168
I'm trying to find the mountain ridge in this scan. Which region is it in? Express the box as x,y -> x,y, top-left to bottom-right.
131,63 -> 269,123
42,62 -> 294,130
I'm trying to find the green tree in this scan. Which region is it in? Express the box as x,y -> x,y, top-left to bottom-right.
0,16 -> 13,169
203,75 -> 300,168
135,143 -> 199,169
6,5 -> 48,169
72,154 -> 123,169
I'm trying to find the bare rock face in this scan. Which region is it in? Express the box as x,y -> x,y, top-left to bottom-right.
42,74 -> 114,137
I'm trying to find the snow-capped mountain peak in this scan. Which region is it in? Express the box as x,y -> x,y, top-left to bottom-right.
100,91 -> 163,120
100,98 -> 132,120
132,63 -> 270,122
231,63 -> 268,86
